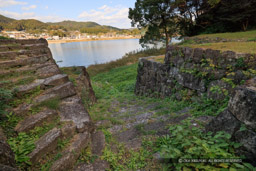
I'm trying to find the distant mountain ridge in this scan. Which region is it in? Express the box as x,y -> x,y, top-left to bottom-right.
0,14 -> 122,32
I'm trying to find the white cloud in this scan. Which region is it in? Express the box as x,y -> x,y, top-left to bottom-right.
0,0 -> 27,8
22,5 -> 37,11
0,10 -> 66,22
78,5 -> 131,28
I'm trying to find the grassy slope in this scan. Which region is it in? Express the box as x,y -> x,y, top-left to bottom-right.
192,30 -> 256,40
184,42 -> 256,54
179,30 -> 256,54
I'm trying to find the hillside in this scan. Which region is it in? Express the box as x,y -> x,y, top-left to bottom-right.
0,14 -> 15,23
48,20 -> 101,30
0,14 -> 124,33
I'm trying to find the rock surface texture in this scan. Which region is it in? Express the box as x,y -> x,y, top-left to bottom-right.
135,45 -> 256,164
0,39 -> 102,170
135,46 -> 256,100
206,77 -> 256,164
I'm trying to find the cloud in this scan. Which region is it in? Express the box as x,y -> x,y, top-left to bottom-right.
78,5 -> 131,28
22,5 -> 37,11
0,0 -> 27,8
0,10 -> 66,22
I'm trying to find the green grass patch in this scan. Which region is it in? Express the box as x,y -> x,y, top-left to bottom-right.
181,42 -> 256,54
193,30 -> 256,40
35,97 -> 61,110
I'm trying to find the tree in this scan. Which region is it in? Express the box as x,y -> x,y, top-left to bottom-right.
129,0 -> 177,48
194,0 -> 256,34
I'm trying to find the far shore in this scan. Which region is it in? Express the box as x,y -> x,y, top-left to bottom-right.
47,36 -> 141,44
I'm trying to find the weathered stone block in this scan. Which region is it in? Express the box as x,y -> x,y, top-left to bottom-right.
205,109 -> 241,136
228,86 -> 256,129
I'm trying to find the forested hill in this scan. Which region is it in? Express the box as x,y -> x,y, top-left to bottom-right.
0,14 -> 123,33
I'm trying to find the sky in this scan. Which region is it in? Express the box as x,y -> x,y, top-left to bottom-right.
0,0 -> 137,28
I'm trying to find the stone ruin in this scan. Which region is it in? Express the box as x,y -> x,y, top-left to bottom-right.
135,45 -> 256,164
0,39 -> 107,170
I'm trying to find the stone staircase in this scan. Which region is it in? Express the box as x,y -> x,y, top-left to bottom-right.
0,39 -> 99,170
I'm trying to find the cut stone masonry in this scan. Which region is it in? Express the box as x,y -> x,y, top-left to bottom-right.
0,39 -> 101,170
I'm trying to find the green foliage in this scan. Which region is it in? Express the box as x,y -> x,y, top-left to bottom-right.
0,36 -> 10,39
102,143 -> 151,170
8,133 -> 35,168
36,97 -> 61,110
129,0 -> 177,47
0,87 -> 13,116
235,58 -> 247,69
0,112 -> 21,138
248,37 -> 256,42
191,96 -> 229,117
156,119 -> 254,170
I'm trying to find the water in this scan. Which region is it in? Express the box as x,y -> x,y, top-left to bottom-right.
49,39 -> 143,67
49,38 -> 181,67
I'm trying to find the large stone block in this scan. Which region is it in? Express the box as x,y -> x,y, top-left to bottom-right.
228,86 -> 256,129
205,109 -> 241,136
234,130 -> 256,164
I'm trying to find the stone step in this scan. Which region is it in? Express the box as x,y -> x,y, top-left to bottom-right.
29,128 -> 62,164
42,74 -> 69,88
36,64 -> 61,79
14,109 -> 58,133
15,74 -> 69,95
0,55 -> 50,69
0,39 -> 47,46
15,79 -> 45,96
0,43 -> 46,52
59,96 -> 93,133
0,48 -> 51,61
75,160 -> 110,171
33,82 -> 77,104
50,132 -> 91,171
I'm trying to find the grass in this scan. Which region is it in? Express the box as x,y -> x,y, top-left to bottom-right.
88,59 -> 234,170
148,55 -> 165,63
182,42 -> 256,54
193,29 -> 256,40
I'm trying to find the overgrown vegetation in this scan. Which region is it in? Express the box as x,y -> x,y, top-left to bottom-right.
156,120 -> 255,170
88,59 -> 255,170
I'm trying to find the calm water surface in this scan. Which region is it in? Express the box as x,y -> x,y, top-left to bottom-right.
49,38 -> 181,67
49,39 -> 143,67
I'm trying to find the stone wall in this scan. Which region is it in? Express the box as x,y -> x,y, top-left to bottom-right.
206,77 -> 256,164
135,46 -> 256,101
135,45 -> 256,163
0,39 -> 98,170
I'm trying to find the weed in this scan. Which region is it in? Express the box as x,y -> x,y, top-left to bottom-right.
0,87 -> 13,117
156,119 -> 255,170
191,96 -> 229,117
36,97 -> 61,110
8,132 -> 36,168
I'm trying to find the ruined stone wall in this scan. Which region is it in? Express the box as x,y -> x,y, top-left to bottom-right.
135,45 -> 256,163
0,39 -> 97,170
135,46 -> 256,101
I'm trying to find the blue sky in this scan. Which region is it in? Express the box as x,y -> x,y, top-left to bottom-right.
0,0 -> 137,28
